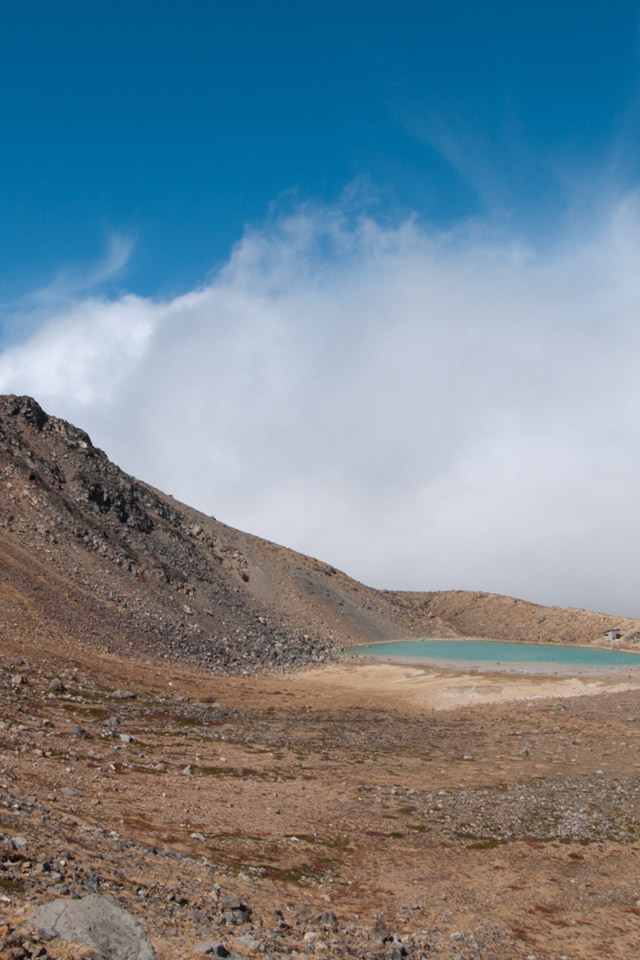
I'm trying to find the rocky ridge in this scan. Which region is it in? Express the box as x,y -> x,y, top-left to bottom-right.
0,395 -> 450,675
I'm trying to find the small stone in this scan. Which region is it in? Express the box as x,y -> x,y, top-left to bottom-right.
315,910 -> 338,930
194,941 -> 230,957
371,918 -> 391,943
238,933 -> 261,949
389,946 -> 408,959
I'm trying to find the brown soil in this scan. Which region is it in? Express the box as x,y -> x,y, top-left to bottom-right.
2,631 -> 640,959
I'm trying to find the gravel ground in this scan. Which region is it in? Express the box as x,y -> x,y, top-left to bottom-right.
1,647 -> 640,959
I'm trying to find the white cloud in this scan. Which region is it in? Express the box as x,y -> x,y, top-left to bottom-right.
1,197 -> 640,617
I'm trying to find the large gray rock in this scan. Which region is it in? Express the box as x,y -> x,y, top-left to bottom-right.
29,894 -> 155,960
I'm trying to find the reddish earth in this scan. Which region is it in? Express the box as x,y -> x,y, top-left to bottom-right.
2,635 -> 640,959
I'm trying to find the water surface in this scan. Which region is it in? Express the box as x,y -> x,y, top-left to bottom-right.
344,639 -> 640,667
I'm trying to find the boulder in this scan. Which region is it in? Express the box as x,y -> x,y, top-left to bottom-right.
29,893 -> 155,960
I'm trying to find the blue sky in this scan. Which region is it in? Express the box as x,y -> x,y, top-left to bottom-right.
2,2 -> 640,617
2,0 -> 639,304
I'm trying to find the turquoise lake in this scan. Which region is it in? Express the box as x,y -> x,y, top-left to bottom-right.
344,639 -> 640,667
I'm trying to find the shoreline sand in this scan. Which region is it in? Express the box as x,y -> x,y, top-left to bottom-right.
290,659 -> 640,712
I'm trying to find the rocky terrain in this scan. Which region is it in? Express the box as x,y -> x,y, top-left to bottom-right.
2,638 -> 640,959
2,395 -> 640,959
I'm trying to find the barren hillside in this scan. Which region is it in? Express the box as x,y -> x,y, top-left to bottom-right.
2,393 -> 639,677
0,395 -> 450,673
394,589 -> 640,648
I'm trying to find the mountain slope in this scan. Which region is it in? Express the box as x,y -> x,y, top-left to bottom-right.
0,395 -> 449,671
2,394 -> 639,673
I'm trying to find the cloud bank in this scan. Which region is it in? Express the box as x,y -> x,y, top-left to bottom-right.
1,198 -> 640,617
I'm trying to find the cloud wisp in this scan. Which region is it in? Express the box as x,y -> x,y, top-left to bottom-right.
1,198 -> 639,617
0,234 -> 134,345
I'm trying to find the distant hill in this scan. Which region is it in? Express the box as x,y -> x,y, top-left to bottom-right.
1,394 -> 638,672
390,589 -> 640,648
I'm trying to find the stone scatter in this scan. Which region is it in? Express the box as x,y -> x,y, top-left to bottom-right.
1,649 -> 640,958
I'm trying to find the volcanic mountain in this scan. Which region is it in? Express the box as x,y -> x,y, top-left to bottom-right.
1,393 -> 638,672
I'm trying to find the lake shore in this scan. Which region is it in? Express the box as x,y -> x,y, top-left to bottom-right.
293,658 -> 640,711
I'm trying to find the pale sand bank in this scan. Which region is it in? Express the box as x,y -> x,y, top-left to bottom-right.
291,661 -> 640,711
